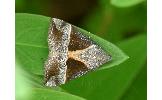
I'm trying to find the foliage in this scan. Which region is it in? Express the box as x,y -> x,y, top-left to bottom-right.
16,13 -> 129,100
16,13 -> 128,75
111,0 -> 146,7
15,0 -> 147,99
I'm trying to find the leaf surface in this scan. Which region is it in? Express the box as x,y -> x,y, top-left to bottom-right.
30,88 -> 86,100
16,13 -> 128,75
61,35 -> 146,100
111,0 -> 145,7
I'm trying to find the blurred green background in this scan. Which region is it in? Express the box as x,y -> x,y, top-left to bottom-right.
16,0 -> 147,100
16,0 -> 147,43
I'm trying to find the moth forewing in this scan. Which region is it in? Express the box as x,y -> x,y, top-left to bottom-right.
44,18 -> 112,87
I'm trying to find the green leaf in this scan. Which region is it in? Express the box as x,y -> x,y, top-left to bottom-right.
16,62 -> 31,100
16,13 -> 128,75
61,34 -> 146,100
121,65 -> 147,100
29,88 -> 86,100
16,13 -> 50,75
16,63 -> 85,100
82,3 -> 147,43
111,0 -> 146,7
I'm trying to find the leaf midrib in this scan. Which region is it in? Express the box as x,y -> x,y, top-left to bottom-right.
16,42 -> 48,48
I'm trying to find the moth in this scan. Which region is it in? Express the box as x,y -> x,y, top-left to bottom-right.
44,18 -> 112,87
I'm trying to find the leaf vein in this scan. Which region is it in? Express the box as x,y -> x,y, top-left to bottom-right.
16,42 -> 48,48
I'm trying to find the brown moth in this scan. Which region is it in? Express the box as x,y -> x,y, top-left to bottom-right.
44,18 -> 112,87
